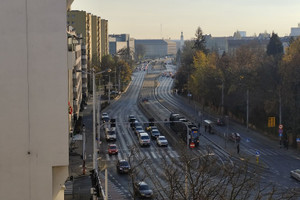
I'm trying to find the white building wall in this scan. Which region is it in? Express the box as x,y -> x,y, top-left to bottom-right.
0,1 -> 68,200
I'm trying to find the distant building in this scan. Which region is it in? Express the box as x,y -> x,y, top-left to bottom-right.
135,39 -> 177,58
290,23 -> 300,37
180,32 -> 184,50
109,34 -> 135,58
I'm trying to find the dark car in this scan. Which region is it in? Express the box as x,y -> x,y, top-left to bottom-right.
216,118 -> 225,126
128,115 -> 136,122
116,159 -> 131,174
134,181 -> 153,198
229,132 -> 241,142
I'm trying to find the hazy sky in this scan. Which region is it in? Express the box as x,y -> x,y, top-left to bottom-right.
71,0 -> 300,40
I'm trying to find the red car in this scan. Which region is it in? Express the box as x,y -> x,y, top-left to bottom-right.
108,144 -> 118,155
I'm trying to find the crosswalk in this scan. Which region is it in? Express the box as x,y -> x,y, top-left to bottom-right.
104,149 -> 181,162
103,148 -> 219,162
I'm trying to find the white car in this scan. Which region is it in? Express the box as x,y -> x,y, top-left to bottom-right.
290,169 -> 300,181
156,136 -> 168,147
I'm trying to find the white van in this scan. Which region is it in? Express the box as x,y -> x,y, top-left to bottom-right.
105,127 -> 116,141
138,132 -> 150,147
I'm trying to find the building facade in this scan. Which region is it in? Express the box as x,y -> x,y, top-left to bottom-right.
67,11 -> 92,70
101,19 -> 109,57
135,39 -> 177,58
91,15 -> 102,65
290,23 -> 300,37
109,34 -> 135,59
0,1 -> 69,200
67,27 -> 83,134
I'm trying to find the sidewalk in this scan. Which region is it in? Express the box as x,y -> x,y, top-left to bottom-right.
66,93 -> 129,200
66,97 -> 94,200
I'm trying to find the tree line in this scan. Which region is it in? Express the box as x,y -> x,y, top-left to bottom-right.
174,27 -> 300,146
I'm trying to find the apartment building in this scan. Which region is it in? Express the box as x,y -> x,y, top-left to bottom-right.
0,1 -> 69,200
67,11 -> 92,70
92,15 -> 102,65
67,27 -> 83,133
101,19 -> 109,57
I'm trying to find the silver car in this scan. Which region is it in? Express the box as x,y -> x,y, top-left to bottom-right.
156,136 -> 168,147
290,169 -> 300,181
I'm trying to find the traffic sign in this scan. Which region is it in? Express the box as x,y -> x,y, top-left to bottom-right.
255,150 -> 260,157
279,124 -> 283,129
296,138 -> 300,143
190,142 -> 195,148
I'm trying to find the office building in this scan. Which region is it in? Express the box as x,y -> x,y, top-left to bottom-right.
135,39 -> 177,58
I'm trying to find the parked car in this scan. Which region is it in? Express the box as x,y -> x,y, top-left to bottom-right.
290,169 -> 300,181
229,132 -> 241,142
138,132 -> 151,147
156,136 -> 168,147
150,128 -> 160,139
134,181 -> 153,198
116,159 -> 131,174
108,144 -> 118,155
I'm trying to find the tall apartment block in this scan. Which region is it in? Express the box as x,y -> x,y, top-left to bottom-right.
0,1 -> 69,200
101,19 -> 109,57
67,10 -> 108,93
92,15 -> 102,66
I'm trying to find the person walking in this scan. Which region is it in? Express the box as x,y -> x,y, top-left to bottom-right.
237,143 -> 240,154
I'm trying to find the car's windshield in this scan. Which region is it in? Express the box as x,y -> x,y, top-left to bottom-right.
141,136 -> 149,140
139,184 -> 149,190
108,131 -> 115,135
109,146 -> 116,149
120,161 -> 129,167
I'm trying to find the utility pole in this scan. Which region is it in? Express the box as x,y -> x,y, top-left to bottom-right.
279,89 -> 282,124
118,66 -> 121,92
246,89 -> 249,130
221,81 -> 224,116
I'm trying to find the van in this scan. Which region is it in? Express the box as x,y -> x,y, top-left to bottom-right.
138,132 -> 150,146
105,127 -> 117,141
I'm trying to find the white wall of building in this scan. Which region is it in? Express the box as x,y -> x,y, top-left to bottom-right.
0,1 -> 68,200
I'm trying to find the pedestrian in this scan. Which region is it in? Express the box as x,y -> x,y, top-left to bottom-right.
237,143 -> 240,154
286,137 -> 289,150
208,125 -> 212,133
205,125 -> 207,132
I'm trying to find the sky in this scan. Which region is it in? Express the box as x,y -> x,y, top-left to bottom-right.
71,0 -> 300,40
